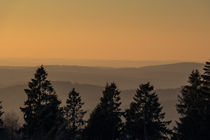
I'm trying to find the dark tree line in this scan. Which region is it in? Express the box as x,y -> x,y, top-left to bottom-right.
173,61 -> 210,140
85,83 -> 122,140
0,61 -> 210,140
124,83 -> 171,140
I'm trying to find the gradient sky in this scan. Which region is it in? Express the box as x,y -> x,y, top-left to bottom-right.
0,0 -> 210,61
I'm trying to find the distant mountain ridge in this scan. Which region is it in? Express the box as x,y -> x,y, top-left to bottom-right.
0,59 -> 181,67
0,62 -> 203,126
0,62 -> 203,89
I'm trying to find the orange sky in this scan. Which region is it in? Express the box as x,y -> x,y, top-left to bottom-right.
0,0 -> 210,62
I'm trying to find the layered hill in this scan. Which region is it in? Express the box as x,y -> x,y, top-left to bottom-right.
0,62 -> 203,126
0,62 -> 203,89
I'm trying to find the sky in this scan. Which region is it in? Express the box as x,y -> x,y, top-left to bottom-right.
0,0 -> 210,62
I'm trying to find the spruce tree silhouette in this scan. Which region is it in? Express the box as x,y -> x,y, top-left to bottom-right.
20,65 -> 64,140
174,61 -> 210,140
124,83 -> 171,140
199,61 -> 210,139
64,88 -> 86,140
0,101 -> 7,140
173,70 -> 203,140
0,100 -> 3,127
85,83 -> 122,140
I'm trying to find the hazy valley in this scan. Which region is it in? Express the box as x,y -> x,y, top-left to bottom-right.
0,62 -> 203,126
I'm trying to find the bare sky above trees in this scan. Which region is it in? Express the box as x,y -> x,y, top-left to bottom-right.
0,0 -> 210,61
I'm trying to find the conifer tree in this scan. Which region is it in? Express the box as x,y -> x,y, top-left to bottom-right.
124,83 -> 171,140
199,61 -> 210,139
85,83 -> 122,140
64,88 -> 86,140
20,65 -> 64,140
174,70 -> 203,140
0,101 -> 3,127
174,61 -> 210,140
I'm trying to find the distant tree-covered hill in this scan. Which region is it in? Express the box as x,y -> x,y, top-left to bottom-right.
0,62 -> 203,89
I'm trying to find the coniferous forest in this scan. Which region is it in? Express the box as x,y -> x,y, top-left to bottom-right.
0,61 -> 210,140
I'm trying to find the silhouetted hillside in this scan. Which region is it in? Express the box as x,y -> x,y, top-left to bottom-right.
0,62 -> 203,89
